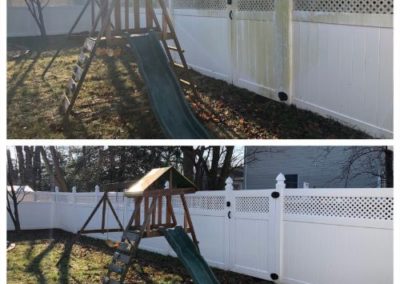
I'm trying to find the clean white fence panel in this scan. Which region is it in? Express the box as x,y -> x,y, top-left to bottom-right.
282,188 -> 393,284
7,201 -> 55,230
7,180 -> 393,283
229,189 -> 277,280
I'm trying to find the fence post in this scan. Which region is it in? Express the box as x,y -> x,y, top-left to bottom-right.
274,173 -> 286,282
54,186 -> 59,202
72,186 -> 77,204
224,177 -> 234,270
95,185 -> 100,203
274,0 -> 293,103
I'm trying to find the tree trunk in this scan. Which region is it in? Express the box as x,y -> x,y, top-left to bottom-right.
7,159 -> 22,231
216,146 -> 234,190
39,147 -> 56,191
24,146 -> 34,189
182,147 -> 195,181
207,147 -> 221,190
33,147 -> 42,190
50,146 -> 69,192
385,147 -> 393,188
15,146 -> 25,185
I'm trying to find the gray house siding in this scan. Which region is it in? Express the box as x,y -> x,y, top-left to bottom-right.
244,147 -> 382,189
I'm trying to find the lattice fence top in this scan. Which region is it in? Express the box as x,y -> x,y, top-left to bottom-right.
235,196 -> 270,213
294,0 -> 393,14
172,195 -> 225,211
238,0 -> 275,11
173,0 -> 227,10
284,195 -> 393,220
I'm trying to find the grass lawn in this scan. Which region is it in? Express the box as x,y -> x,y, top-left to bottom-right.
7,230 -> 272,284
7,36 -> 370,139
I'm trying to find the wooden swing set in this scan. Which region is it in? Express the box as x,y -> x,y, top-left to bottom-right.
42,0 -> 195,118
66,167 -> 199,283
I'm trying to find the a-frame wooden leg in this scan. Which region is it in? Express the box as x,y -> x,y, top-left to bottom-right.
179,194 -> 199,248
106,196 -> 124,230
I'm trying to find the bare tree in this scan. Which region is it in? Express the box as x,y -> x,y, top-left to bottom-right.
39,146 -> 69,192
7,151 -> 26,232
24,0 -> 50,39
13,146 -> 42,190
318,147 -> 393,188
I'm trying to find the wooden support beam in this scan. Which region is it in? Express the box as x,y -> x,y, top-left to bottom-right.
144,196 -> 149,232
162,8 -> 168,39
101,0 -> 107,31
126,197 -> 142,230
81,228 -> 124,234
140,196 -> 157,237
133,0 -> 140,31
124,0 -> 129,30
115,0 -> 121,32
146,0 -> 153,29
166,170 -> 173,224
157,196 -> 163,225
134,197 -> 142,226
140,187 -> 196,197
106,196 -> 124,230
180,194 -> 199,248
91,0 -> 95,27
101,192 -> 107,230
151,197 -> 156,226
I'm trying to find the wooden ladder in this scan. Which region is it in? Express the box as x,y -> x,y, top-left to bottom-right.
153,0 -> 198,96
63,0 -> 117,117
102,197 -> 156,284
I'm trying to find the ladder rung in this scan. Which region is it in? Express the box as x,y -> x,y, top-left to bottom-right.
173,62 -> 185,69
113,252 -> 130,264
78,52 -> 89,66
72,65 -> 83,81
123,231 -> 140,242
108,263 -> 124,274
117,242 -> 131,254
168,46 -> 184,53
83,37 -> 96,52
179,79 -> 191,86
67,78 -> 77,94
62,92 -> 71,112
102,277 -> 120,284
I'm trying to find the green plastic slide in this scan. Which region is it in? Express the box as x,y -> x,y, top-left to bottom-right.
126,32 -> 211,139
162,226 -> 219,284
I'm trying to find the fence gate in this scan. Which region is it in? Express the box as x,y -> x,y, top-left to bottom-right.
171,0 -> 290,102
226,187 -> 281,281
229,0 -> 286,101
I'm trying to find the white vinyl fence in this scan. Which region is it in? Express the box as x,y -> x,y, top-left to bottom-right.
8,174 -> 393,284
7,1 -> 393,138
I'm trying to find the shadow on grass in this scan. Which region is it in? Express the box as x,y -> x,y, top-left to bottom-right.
9,229 -> 273,284
106,50 -> 164,138
25,240 -> 56,284
62,115 -> 90,139
57,240 -> 73,284
8,51 -> 42,100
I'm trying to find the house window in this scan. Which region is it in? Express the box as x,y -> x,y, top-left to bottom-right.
285,174 -> 298,189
